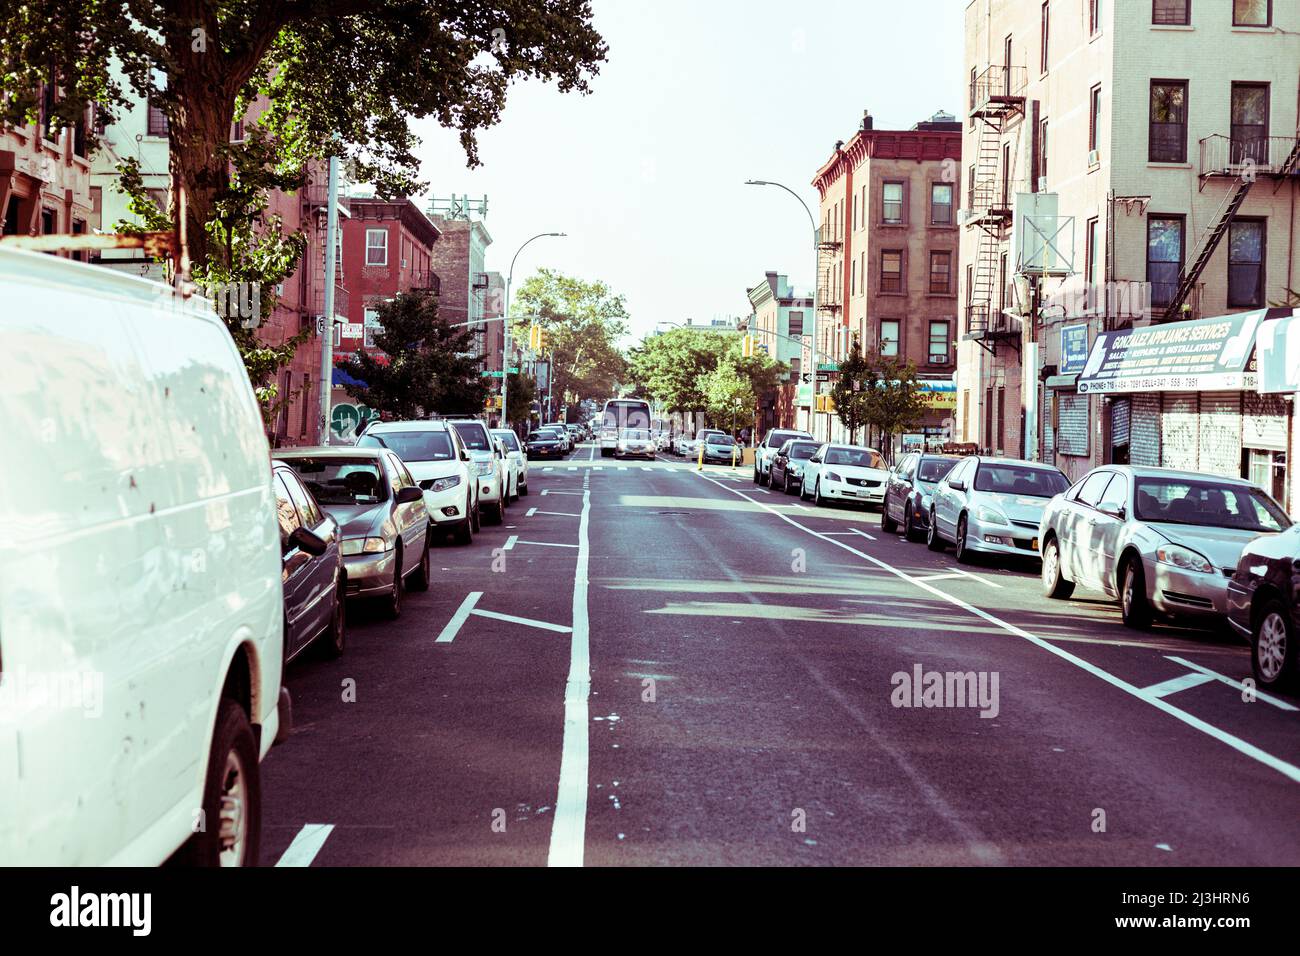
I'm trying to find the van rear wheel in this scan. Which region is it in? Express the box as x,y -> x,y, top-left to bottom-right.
176,699 -> 260,867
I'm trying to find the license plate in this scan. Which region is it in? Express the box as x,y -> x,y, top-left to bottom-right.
1031,537 -> 1039,551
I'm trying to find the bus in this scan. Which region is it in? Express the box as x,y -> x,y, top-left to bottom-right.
599,398 -> 652,457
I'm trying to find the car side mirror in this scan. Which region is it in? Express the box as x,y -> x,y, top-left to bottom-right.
949,480 -> 966,492
1099,502 -> 1126,520
810,457 -> 821,464
460,449 -> 470,461
289,526 -> 328,557
395,486 -> 423,505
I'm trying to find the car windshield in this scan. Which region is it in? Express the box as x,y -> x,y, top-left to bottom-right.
769,430 -> 810,447
452,422 -> 491,451
528,431 -> 558,441
824,447 -> 883,468
918,458 -> 956,482
788,443 -> 819,460
1134,477 -> 1291,532
493,431 -> 521,452
281,458 -> 387,505
358,430 -> 453,461
709,435 -> 735,446
974,464 -> 1069,498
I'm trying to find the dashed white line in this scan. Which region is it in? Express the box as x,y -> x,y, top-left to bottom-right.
1140,672 -> 1216,699
525,507 -> 537,517
275,824 -> 335,867
471,608 -> 573,634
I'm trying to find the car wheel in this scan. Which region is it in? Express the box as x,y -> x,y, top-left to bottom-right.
759,467 -> 770,487
926,509 -> 945,551
471,498 -> 481,533
176,698 -> 260,867
1041,536 -> 1075,599
408,531 -> 431,591
753,465 -> 761,485
385,547 -> 403,620
488,493 -> 504,525
1252,600 -> 1296,690
902,507 -> 919,543
519,481 -> 528,497
318,581 -> 347,658
814,481 -> 825,507
1120,557 -> 1152,630
782,473 -> 793,494
799,478 -> 810,501
881,499 -> 898,533
954,515 -> 974,564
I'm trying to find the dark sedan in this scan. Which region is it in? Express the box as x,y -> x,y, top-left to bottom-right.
271,461 -> 347,662
1227,522 -> 1300,691
881,452 -> 959,541
770,440 -> 820,494
526,429 -> 567,459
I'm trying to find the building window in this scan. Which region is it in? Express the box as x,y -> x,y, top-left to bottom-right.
71,218 -> 86,262
788,310 -> 804,337
881,251 -> 903,293
929,251 -> 952,294
880,319 -> 900,357
1152,0 -> 1190,25
365,228 -> 388,266
1228,219 -> 1265,307
928,321 -> 950,364
1089,85 -> 1102,153
1086,217 -> 1102,305
1040,3 -> 1050,74
1038,117 -> 1049,183
1231,82 -> 1269,165
931,183 -> 953,224
1090,0 -> 1102,34
146,96 -> 168,137
850,258 -> 857,296
1233,0 -> 1270,26
1149,81 -> 1187,162
41,207 -> 56,234
882,182 -> 904,224
1147,215 -> 1184,308
300,375 -> 312,436
364,307 -> 383,348
852,194 -> 858,232
3,197 -> 19,235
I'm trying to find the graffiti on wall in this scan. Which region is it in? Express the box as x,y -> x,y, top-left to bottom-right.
330,403 -> 380,442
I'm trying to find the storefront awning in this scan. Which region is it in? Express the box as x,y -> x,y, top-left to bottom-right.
1255,311 -> 1300,393
1076,308 -> 1293,395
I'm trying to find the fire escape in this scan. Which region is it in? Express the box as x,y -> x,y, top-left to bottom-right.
816,217 -> 842,365
1159,131 -> 1300,322
964,64 -> 1025,356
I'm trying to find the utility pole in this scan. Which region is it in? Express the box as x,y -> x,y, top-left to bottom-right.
318,153 -> 340,445
503,232 -> 565,433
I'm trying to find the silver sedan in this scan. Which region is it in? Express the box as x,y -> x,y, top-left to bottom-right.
1039,465 -> 1292,629
927,456 -> 1070,562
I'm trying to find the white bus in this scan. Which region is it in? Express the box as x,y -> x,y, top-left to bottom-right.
599,398 -> 652,457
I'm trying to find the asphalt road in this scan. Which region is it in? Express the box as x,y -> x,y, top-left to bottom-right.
259,443 -> 1300,866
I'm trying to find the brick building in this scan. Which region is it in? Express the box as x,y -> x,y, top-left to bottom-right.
812,110 -> 963,447
426,211 -> 494,373
745,271 -> 811,432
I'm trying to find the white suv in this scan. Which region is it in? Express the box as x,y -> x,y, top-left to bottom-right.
0,248 -> 285,866
446,418 -> 507,525
359,420 -> 479,545
492,428 -> 529,498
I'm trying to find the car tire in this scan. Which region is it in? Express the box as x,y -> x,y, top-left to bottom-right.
753,465 -> 761,485
1120,557 -> 1152,630
385,547 -> 403,620
487,494 -> 504,525
1251,599 -> 1297,690
954,515 -> 973,564
903,507 -> 919,543
471,499 -> 481,533
409,532 -> 431,591
176,698 -> 261,867
799,478 -> 810,501
783,473 -> 793,494
926,509 -> 945,551
881,500 -> 898,533
814,481 -> 825,507
1041,536 -> 1074,599
759,467 -> 770,487
318,581 -> 347,658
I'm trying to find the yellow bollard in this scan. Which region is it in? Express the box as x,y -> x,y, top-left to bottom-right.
697,441 -> 704,471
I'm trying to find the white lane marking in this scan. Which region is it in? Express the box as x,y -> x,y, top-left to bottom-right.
543,467 -> 554,472
525,507 -> 538,517
758,488 -> 772,495
516,539 -> 580,549
275,824 -> 335,867
549,485 -> 592,867
593,466 -> 604,471
534,510 -> 581,518
618,466 -> 628,471
1165,656 -> 1300,712
912,572 -> 972,583
541,489 -> 584,496
502,535 -> 519,551
1140,671 -> 1217,699
436,591 -> 483,643
850,528 -> 877,541
471,608 -> 573,633
695,473 -> 1300,786
568,466 -> 578,472
641,466 -> 653,471
915,566 -> 1004,590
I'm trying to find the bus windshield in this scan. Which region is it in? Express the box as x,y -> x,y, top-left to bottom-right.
602,399 -> 651,431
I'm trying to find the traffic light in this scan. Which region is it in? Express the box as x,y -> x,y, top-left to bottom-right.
742,334 -> 755,358
528,323 -> 546,351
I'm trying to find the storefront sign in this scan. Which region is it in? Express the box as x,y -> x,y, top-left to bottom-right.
920,381 -> 957,410
1077,310 -> 1268,395
1060,324 -> 1089,375
1255,313 -> 1300,393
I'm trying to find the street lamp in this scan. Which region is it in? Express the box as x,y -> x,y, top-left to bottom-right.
745,179 -> 822,442
503,231 -> 566,431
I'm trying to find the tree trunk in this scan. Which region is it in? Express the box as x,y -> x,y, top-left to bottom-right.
168,71 -> 237,275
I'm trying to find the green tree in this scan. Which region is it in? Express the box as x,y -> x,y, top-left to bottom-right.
337,291 -> 486,419
859,353 -> 930,458
701,360 -> 754,430
626,327 -> 718,415
830,338 -> 871,444
505,371 -> 537,429
511,269 -> 629,411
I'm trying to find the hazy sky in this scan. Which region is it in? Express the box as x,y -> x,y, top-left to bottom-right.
410,0 -> 965,344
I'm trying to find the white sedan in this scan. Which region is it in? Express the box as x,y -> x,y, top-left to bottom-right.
799,444 -> 890,508
491,428 -> 529,499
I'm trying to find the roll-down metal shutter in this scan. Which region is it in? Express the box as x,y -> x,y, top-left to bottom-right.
1197,390 -> 1242,479
1111,397 -> 1131,447
1057,392 -> 1088,456
1242,392 -> 1289,452
1161,394 -> 1199,471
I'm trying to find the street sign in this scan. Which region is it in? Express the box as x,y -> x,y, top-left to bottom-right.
480,368 -> 520,378
816,372 -> 831,382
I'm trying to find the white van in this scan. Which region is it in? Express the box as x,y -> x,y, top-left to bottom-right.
0,248 -> 286,866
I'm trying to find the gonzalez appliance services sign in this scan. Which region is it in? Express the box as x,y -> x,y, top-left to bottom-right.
1076,310 -> 1266,395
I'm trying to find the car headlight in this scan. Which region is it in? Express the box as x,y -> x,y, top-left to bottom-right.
430,475 -> 461,493
341,536 -> 390,556
975,505 -> 1008,525
823,471 -> 842,483
474,460 -> 494,476
1156,545 -> 1214,573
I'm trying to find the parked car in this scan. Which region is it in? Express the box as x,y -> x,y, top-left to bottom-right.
927,456 -> 1070,563
799,444 -> 890,507
682,427 -> 725,459
1227,522 -> 1300,690
754,427 -> 814,485
271,460 -> 347,661
770,439 -> 821,494
672,432 -> 693,456
566,423 -> 584,447
448,418 -> 508,525
492,427 -> 529,498
616,427 -> 657,459
0,248 -> 285,866
882,453 -> 960,541
701,432 -> 740,464
544,423 -> 572,453
358,419 -> 478,545
527,428 -> 567,459
1040,466 -> 1292,630
274,447 -> 431,619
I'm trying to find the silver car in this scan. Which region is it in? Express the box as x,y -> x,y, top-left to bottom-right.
1039,465 -> 1292,630
927,456 -> 1070,562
